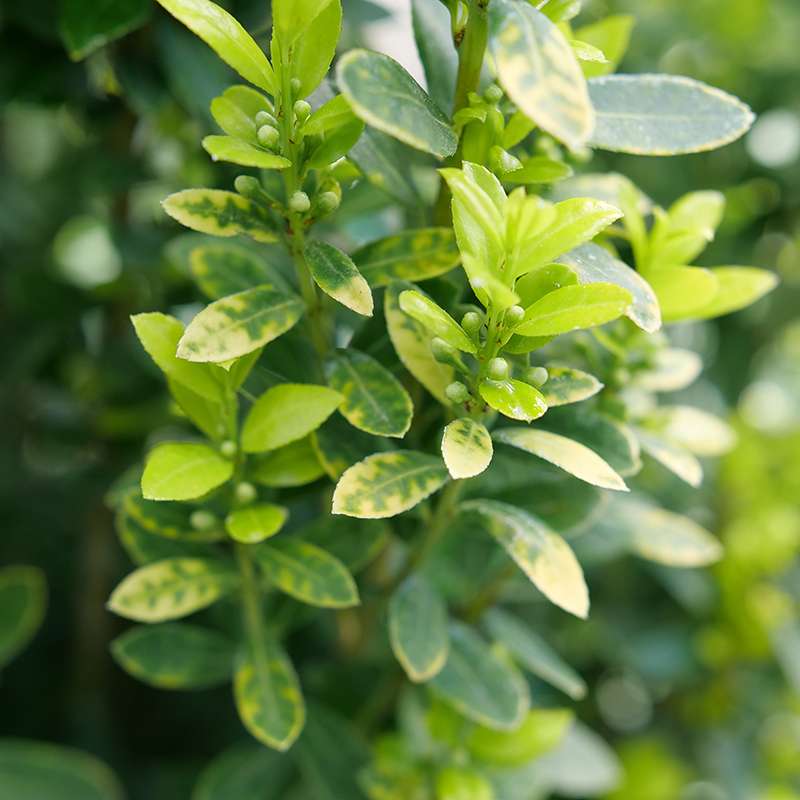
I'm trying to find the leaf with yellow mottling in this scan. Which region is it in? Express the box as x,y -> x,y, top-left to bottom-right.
441,418 -> 493,479
540,366 -> 603,407
304,241 -> 373,317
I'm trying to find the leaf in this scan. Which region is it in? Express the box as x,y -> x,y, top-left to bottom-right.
485,608 -> 586,699
634,348 -> 703,393
0,739 -> 124,800
242,383 -> 343,453
385,282 -> 454,404
504,157 -> 573,185
190,242 -> 289,300
193,744 -> 293,800
306,117 -> 365,169
349,127 -> 423,206
515,283 -> 632,337
574,14 -> 634,78
411,0 -> 457,112
311,416 -> 377,481
389,575 -> 449,682
286,0 -> 342,98
515,263 -> 579,308
399,290 -> 476,354
691,266 -> 778,319
635,429 -> 703,487
163,189 -> 277,243
540,366 -> 603,407
201,136 -> 290,169
155,0 -> 275,93
352,228 -> 460,287
132,312 -> 222,401
123,493 -> 222,542
107,557 -> 239,622
234,635 -> 305,751
429,622 -> 529,730
560,242 -> 661,333
250,438 -> 326,488
60,0 -> 150,61
210,95 -> 258,142
461,499 -> 589,618
299,515 -> 388,574
255,539 -> 359,608
0,566 -> 46,669
588,74 -> 755,155
479,379 -> 548,422
646,267 -> 719,323
489,0 -> 593,149
652,405 -> 736,457
272,0 -> 334,47
325,350 -> 412,439
177,286 -> 304,363
304,241 -> 373,317
435,767 -> 494,800
337,49 -> 457,158
110,623 -> 236,689
441,418 -> 493,480
332,451 -> 449,519
141,442 -> 233,501
226,504 -> 288,544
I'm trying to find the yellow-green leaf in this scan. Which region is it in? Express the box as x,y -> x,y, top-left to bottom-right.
435,767 -> 494,800
304,241 -> 373,317
691,266 -> 778,319
399,289 -> 477,353
479,379 -> 548,422
646,266 -> 719,323
574,14 -> 634,78
201,136 -> 290,169
441,418 -> 493,480
540,366 -> 603,407
189,242 -> 290,300
226,504 -> 288,544
141,442 -> 234,501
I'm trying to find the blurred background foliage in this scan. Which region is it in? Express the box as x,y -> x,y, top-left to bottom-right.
0,0 -> 798,798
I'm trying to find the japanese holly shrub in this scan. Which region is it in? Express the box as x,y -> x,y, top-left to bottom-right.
102,0 -> 778,797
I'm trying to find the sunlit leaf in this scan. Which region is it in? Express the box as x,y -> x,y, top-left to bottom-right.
225,503 -> 288,544
479,379 -> 548,423
201,136 -> 290,169
141,442 -> 234,501
646,267 -> 719,323
305,241 -> 373,317
540,366 -> 603,407
441,418 -> 493,480
692,266 -> 778,319
399,289 -> 477,354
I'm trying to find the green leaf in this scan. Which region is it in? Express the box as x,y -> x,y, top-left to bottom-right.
337,49 -> 457,158
255,539 -> 359,608
540,366 -> 603,407
201,136 -> 290,169
225,504 -> 288,544
468,709 -> 572,767
285,0 -> 341,98
107,557 -> 239,622
110,623 -> 236,689
560,243 -> 661,333
124,493 -> 223,542
515,263 -> 579,308
132,312 -> 223,401
385,282 -> 454,404
435,767 -> 494,800
177,286 -> 304,363
141,442 -> 233,501
242,383 -> 343,453
210,95 -> 258,142
516,283 -> 632,337
325,350 -> 413,439
574,14 -> 634,78
251,437 -> 326,488
389,574 -> 449,683
691,266 -> 778,319
504,157 -> 573,185
349,128 -> 423,206
312,416 -> 379,480
429,622 -> 529,730
190,242 -> 289,300
169,380 -> 224,439
353,228 -> 460,287
634,348 -> 703,393
0,739 -> 124,800
494,428 -> 628,491
478,379 -> 548,422
193,744 -> 293,800
234,635 -> 305,751
461,499 -> 589,618
588,74 -> 755,155
441,418 -> 493,480
411,0 -> 457,112
646,267 -> 720,323
635,429 -> 702,488
304,241 -> 374,317
484,608 -> 587,699
399,290 -> 477,354
489,0 -> 593,149
306,117 -> 365,169
332,451 -> 449,519
272,0 -> 334,47
60,0 -> 150,61
163,189 -> 277,243
155,0 -> 275,93
0,566 -> 46,669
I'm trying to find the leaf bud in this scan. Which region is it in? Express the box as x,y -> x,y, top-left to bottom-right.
525,366 -> 549,387
255,110 -> 278,127
316,191 -> 340,214
190,510 -> 218,531
257,124 -> 280,149
504,305 -> 525,326
293,100 -> 312,122
461,311 -> 483,334
445,381 -> 469,404
290,77 -> 302,95
484,84 -> 503,104
220,439 -> 237,458
234,175 -> 259,197
288,191 -> 311,213
235,481 -> 257,504
431,337 -> 457,363
488,357 -> 509,381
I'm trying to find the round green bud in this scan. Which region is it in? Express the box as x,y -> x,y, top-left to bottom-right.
505,305 -> 525,326
461,311 -> 483,333
190,510 -> 217,531
431,337 -> 457,363
234,175 -> 259,196
293,100 -> 312,121
488,357 -> 509,381
526,366 -> 549,387
255,110 -> 278,127
220,440 -> 237,458
290,77 -> 302,95
257,124 -> 280,149
316,191 -> 340,214
288,191 -> 311,213
445,381 -> 469,404
235,481 -> 257,504
484,84 -> 503,104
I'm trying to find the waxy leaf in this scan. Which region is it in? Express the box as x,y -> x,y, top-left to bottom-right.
540,366 -> 603,407
272,0 -> 334,47
190,242 -> 289,300
251,438 -> 325,488
636,429 -> 702,487
210,95 -> 258,142
0,566 -> 46,670
304,241 -> 373,317
141,442 -> 233,501
493,428 -> 628,491
352,228 -> 460,287
111,623 -> 236,689
485,608 -> 587,699
411,0 -> 457,112
61,0 -> 150,61
692,266 -> 778,319
479,379 -> 548,422
515,263 -> 579,308
389,574 -> 449,682
163,189 -> 277,243
325,350 -> 412,438
202,136 -> 290,169
504,157 -> 573,185
285,0 -> 341,98
337,49 -> 457,158
462,500 -> 589,618
177,286 -> 304,363
226,504 -> 288,544
441,418 -> 493,479
156,0 -> 275,92
646,267 -> 719,323
489,0 -> 593,149
516,283 -> 632,337
107,557 -> 239,622
242,383 -> 343,453
332,451 -> 449,519
349,127 -> 422,206
255,539 -> 359,608
589,74 -> 755,155
399,290 -> 477,353
429,622 -> 529,730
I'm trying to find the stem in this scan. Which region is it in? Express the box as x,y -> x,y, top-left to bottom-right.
236,543 -> 270,670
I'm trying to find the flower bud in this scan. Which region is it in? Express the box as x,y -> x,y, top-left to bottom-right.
461,311 -> 483,334
488,357 -> 509,381
504,305 -> 525,326
190,510 -> 217,531
257,124 -> 280,149
220,440 -> 237,458
288,191 -> 311,213
255,110 -> 278,128
431,337 -> 457,363
445,381 -> 469,404
316,191 -> 340,214
484,84 -> 503,104
235,481 -> 257,504
293,100 -> 312,122
290,77 -> 302,95
525,366 -> 549,387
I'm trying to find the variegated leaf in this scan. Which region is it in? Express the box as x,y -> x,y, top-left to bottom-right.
540,366 -> 603,407
635,428 -> 702,487
190,242 -> 290,300
441,418 -> 493,479
399,289 -> 477,353
304,241 -> 374,317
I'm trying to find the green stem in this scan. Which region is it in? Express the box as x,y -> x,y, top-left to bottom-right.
236,543 -> 270,672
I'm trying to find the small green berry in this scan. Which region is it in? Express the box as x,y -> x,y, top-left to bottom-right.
431,337 -> 457,364
220,440 -> 237,458
445,381 -> 469,404
288,191 -> 311,213
316,191 -> 340,213
505,305 -> 525,326
235,482 -> 257,504
257,124 -> 279,149
488,357 -> 509,381
526,366 -> 549,387
485,84 -> 503,104
234,175 -> 258,196
255,110 -> 277,127
190,510 -> 217,531
461,311 -> 483,334
290,77 -> 302,95
293,100 -> 312,121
